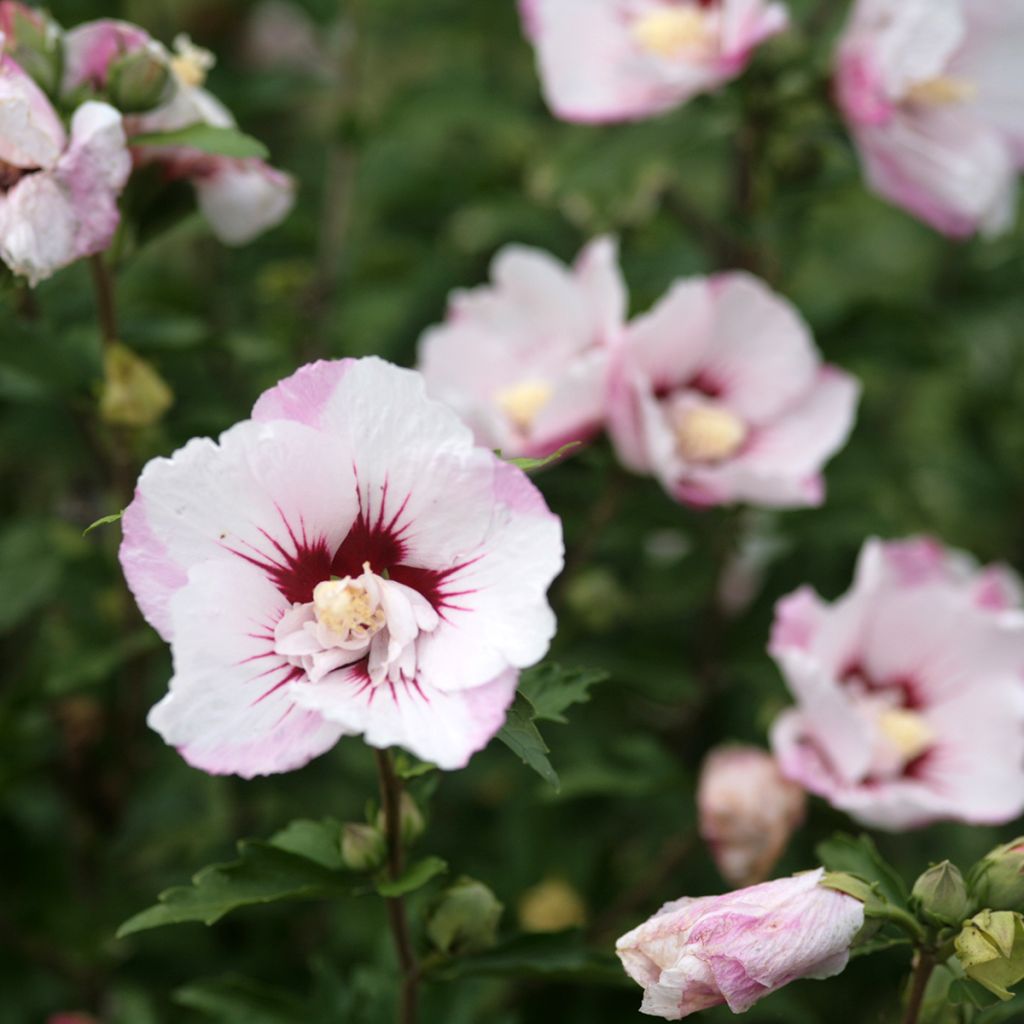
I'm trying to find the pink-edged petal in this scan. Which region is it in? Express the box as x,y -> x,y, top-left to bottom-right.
251,358 -> 354,428
413,459 -> 562,691
573,234 -> 627,341
194,160 -> 296,245
0,55 -> 64,168
526,347 -> 608,454
720,0 -> 790,69
290,665 -> 518,770
853,108 -> 1017,238
770,586 -> 828,655
704,273 -> 820,425
149,560 -> 346,777
120,418 -> 360,637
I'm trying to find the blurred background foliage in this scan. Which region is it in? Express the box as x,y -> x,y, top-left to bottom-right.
3,0 -> 1024,1021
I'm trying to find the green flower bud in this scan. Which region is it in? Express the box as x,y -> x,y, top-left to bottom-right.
911,861 -> 971,926
955,910 -> 1024,1002
376,792 -> 425,847
426,876 -> 503,955
340,823 -> 385,872
1,4 -> 63,96
107,45 -> 172,113
970,838 -> 1024,912
99,343 -> 173,428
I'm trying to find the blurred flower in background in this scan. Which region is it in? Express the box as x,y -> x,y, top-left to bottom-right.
520,0 -> 789,123
770,537 -> 1024,830
697,743 -> 805,886
836,0 -> 1024,237
418,237 -> 623,459
607,272 -> 860,508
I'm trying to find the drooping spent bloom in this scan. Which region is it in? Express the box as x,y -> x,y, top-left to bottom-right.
63,21 -> 295,245
770,537 -> 1024,831
616,868 -> 864,1019
520,0 -> 789,123
418,237 -> 623,459
697,744 -> 805,887
119,358 -> 563,774
606,272 -> 859,508
0,56 -> 130,284
835,0 -> 1024,238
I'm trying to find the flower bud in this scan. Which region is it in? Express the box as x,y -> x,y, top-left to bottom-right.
340,823 -> 385,872
375,792 -> 425,847
0,2 -> 63,96
518,877 -> 586,933
955,910 -> 1024,1002
98,343 -> 173,428
970,838 -> 1024,912
698,744 -> 805,887
911,861 -> 971,927
107,44 -> 172,113
426,876 -> 503,955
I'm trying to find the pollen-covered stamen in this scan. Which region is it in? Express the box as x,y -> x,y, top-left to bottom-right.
495,379 -> 553,433
675,404 -> 747,462
313,570 -> 386,644
904,76 -> 977,107
632,6 -> 714,59
877,708 -> 935,764
170,33 -> 216,88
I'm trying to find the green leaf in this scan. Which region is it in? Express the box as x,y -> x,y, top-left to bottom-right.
518,663 -> 608,724
131,123 -> 270,160
497,693 -> 559,789
505,441 -> 581,473
433,932 -> 629,986
117,840 -> 351,937
82,510 -> 123,537
0,521 -> 62,633
268,818 -> 345,871
174,975 -> 306,1024
816,833 -> 909,908
375,856 -> 447,898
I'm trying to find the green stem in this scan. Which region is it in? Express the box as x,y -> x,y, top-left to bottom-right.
89,254 -> 118,346
375,748 -> 419,1024
901,951 -> 936,1024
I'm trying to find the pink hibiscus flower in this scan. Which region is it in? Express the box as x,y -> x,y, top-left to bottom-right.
119,358 -> 564,774
520,0 -> 789,123
417,237 -> 623,459
836,0 -> 1024,237
0,56 -> 130,284
606,271 -> 859,508
770,537 -> 1024,830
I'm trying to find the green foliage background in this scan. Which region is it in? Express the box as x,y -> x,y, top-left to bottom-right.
3,0 -> 1024,1021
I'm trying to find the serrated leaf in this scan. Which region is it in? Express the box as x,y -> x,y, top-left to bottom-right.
117,840 -> 351,937
497,693 -> 559,789
375,855 -> 447,898
268,818 -> 345,871
816,833 -> 909,908
131,123 -> 270,160
518,663 -> 608,724
505,442 -> 581,472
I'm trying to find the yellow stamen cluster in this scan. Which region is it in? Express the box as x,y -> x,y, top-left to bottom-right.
632,7 -> 712,59
170,33 -> 216,89
905,76 -> 977,107
877,708 -> 934,763
495,379 -> 554,433
675,406 -> 747,462
313,577 -> 385,641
